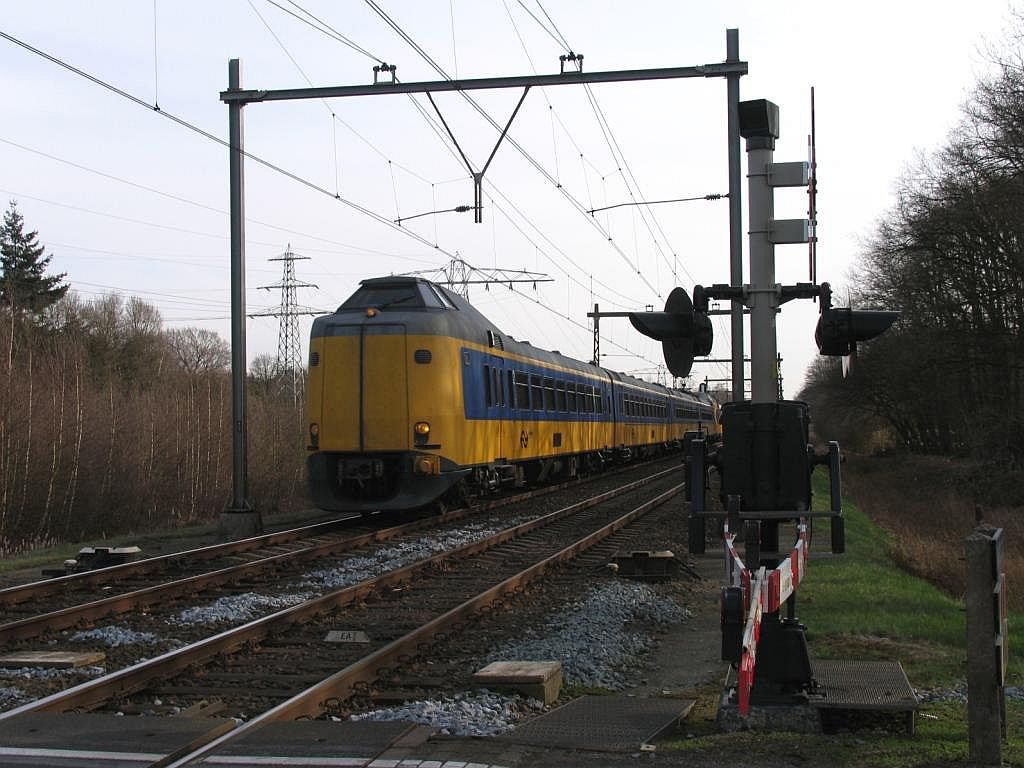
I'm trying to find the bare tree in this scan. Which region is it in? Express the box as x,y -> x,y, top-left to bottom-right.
166,327 -> 230,375
249,353 -> 279,395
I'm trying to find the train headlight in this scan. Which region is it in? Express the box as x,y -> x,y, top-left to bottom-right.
366,308 -> 378,318
414,421 -> 431,445
308,422 -> 320,449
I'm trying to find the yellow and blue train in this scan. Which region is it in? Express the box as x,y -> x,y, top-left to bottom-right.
306,276 -> 719,512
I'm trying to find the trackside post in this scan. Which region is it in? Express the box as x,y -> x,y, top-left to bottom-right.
965,526 -> 1008,765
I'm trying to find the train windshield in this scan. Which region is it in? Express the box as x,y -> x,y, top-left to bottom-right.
338,283 -> 452,312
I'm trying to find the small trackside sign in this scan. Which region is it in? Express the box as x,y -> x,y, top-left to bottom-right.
325,630 -> 370,643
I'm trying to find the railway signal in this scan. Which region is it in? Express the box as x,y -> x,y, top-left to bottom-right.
628,287 -> 713,378
814,283 -> 899,357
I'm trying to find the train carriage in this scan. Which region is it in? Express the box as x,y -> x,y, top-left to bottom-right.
306,275 -> 718,512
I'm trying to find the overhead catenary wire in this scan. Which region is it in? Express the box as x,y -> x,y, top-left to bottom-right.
402,85 -> 646,309
270,0 -> 383,64
514,2 -> 733,379
0,28 -> 459,261
0,135 -> 406,255
514,2 -> 701,292
7,11 -> 683,372
360,0 -> 664,298
260,0 -> 654,323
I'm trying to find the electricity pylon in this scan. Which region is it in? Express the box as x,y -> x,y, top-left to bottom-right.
251,245 -> 320,404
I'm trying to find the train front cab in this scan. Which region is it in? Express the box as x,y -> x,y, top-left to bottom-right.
306,279 -> 467,512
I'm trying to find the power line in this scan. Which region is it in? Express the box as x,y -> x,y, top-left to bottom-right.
258,1 -> 653,328
272,0 -> 383,63
0,27 -> 459,260
360,0 -> 664,298
510,4 -> 733,380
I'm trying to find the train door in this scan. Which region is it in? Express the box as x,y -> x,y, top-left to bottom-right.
491,357 -> 505,458
361,324 -> 409,451
314,324 -> 361,453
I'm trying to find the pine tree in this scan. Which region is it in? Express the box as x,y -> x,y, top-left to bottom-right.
0,201 -> 68,316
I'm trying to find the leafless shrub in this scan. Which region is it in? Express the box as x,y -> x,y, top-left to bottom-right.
0,295 -> 306,554
845,454 -> 1024,610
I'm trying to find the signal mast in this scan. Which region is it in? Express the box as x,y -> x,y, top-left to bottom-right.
629,99 -> 898,718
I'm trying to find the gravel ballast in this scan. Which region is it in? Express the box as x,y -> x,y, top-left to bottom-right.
352,579 -> 690,735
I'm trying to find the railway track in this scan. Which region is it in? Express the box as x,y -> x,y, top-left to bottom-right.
0,458 -> 678,646
0,468 -> 684,767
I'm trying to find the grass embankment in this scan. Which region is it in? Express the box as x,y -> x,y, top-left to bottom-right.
666,469 -> 1022,767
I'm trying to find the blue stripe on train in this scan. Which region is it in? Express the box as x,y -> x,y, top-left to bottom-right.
459,347 -> 705,424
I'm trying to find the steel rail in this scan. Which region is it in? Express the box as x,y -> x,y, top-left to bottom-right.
0,468 -> 675,719
0,456 -> 667,607
164,481 -> 682,766
0,503 -> 482,642
0,461 -> 673,640
0,517 -> 359,607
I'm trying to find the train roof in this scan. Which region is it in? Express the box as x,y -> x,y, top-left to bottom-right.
318,276 -> 713,403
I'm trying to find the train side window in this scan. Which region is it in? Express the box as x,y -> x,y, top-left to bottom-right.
515,371 -> 530,409
508,370 -> 516,408
543,377 -> 555,411
567,382 -> 577,412
530,375 -> 543,412
584,385 -> 594,413
556,381 -> 567,412
484,365 -> 492,407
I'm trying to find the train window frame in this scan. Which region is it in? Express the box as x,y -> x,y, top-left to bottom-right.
508,369 -> 516,409
530,374 -> 543,412
514,370 -> 530,410
428,283 -> 457,309
490,366 -> 503,408
543,377 -> 556,411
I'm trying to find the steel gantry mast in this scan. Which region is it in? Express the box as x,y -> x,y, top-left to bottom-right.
220,33 -> 747,538
402,256 -> 552,299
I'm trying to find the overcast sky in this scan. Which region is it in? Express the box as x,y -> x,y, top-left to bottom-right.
0,1 -> 1012,396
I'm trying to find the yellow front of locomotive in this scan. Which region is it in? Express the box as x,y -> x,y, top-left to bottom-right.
306,278 -> 467,511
